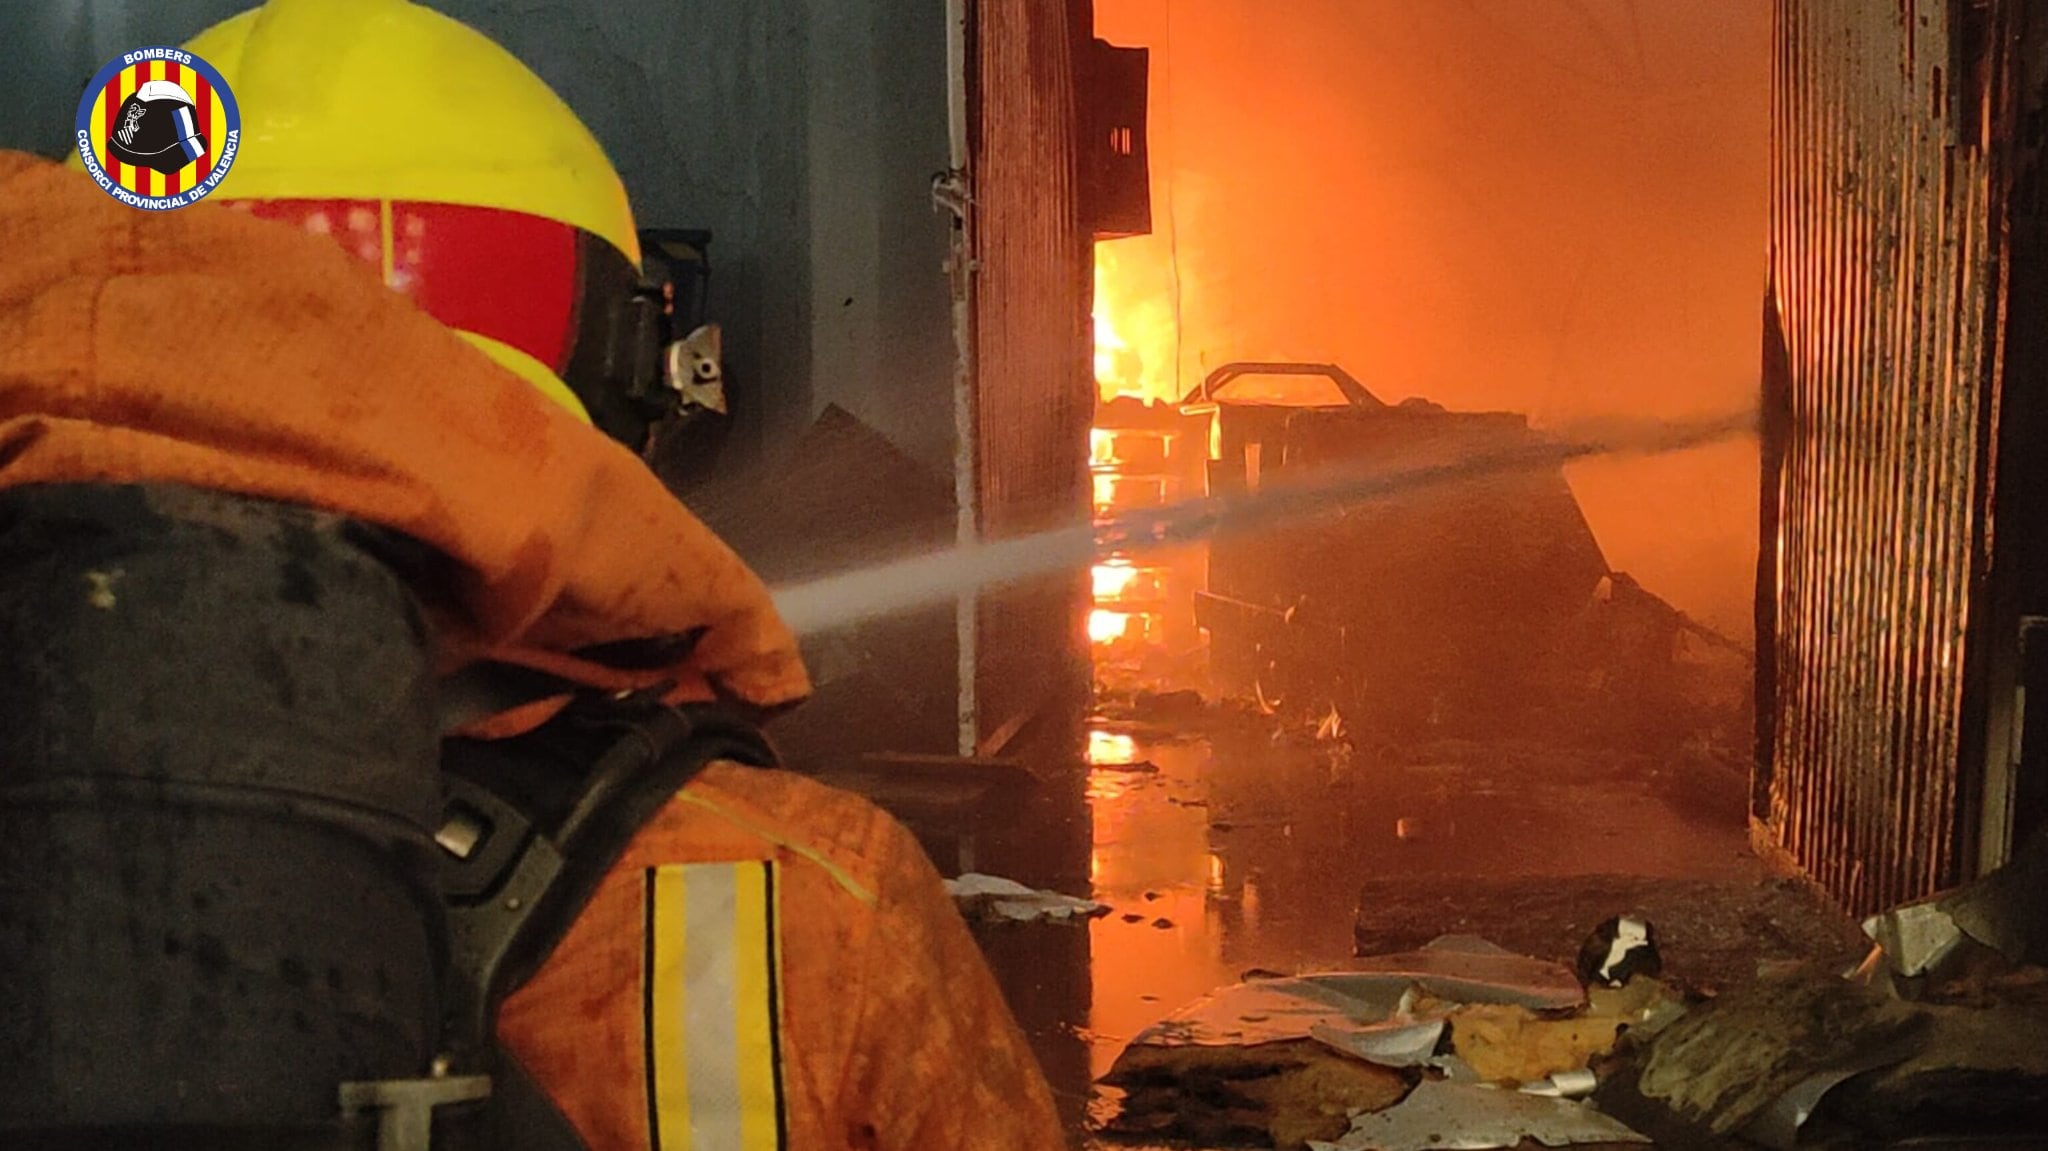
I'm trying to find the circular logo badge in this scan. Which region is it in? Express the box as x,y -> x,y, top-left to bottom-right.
74,46 -> 241,211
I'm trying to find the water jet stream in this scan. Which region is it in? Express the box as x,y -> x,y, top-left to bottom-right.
769,407 -> 1756,638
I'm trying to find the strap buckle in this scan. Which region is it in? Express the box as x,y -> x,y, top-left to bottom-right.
339,1064 -> 492,1151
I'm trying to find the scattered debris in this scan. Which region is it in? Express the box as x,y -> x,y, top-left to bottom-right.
1590,965 -> 1930,1147
1574,914 -> 1663,989
1633,966 -> 1927,1134
1593,840 -> 2048,1147
1346,935 -> 1587,1009
1819,975 -> 2048,1140
1099,937 -> 1676,1149
941,873 -> 1108,924
1308,991 -> 1446,1070
1309,1079 -> 1648,1151
1353,874 -> 1869,996
1860,827 -> 2048,992
1125,688 -> 1208,721
1108,938 -> 1577,1057
1444,1002 -> 1627,1085
1431,972 -> 1684,1086
1584,977 -> 1692,1039
1104,1040 -> 1411,1149
1519,1068 -> 1601,1099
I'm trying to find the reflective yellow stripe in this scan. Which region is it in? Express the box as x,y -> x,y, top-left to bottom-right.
117,67 -> 138,193
647,869 -> 693,1150
645,862 -> 786,1151
208,72 -> 228,181
89,85 -> 107,168
731,863 -> 780,1151
148,62 -> 166,199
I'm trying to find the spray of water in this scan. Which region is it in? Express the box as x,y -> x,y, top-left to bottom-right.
769,407 -> 1756,637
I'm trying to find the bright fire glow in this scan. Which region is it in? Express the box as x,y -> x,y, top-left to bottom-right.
1094,242 -> 1181,404
1093,311 -> 1127,384
1088,729 -> 1140,765
1090,428 -> 1119,466
1093,474 -> 1168,510
1091,243 -> 1187,657
1093,561 -> 1139,600
1088,609 -> 1131,643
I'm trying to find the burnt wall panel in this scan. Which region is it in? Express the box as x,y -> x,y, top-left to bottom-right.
1977,9 -> 2048,867
1763,0 -> 2015,913
970,0 -> 1094,751
1078,38 -> 1151,239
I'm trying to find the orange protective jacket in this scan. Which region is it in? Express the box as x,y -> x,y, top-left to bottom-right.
0,151 -> 1067,1151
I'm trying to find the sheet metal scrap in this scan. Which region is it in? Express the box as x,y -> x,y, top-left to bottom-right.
1628,966 -> 1929,1136
1606,962 -> 2048,1147
1862,828 -> 2048,985
1308,1080 -> 1648,1151
941,873 -> 1108,923
1107,937 -> 1670,1151
1520,1069 -> 1601,1099
1118,935 -> 1583,1057
1342,934 -> 1588,1010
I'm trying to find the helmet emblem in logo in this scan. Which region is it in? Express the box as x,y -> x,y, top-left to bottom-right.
74,46 -> 241,210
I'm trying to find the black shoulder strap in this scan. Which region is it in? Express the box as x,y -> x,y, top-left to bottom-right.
432,695 -> 780,1151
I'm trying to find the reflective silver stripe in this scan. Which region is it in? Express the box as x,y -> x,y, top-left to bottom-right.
646,862 -> 784,1151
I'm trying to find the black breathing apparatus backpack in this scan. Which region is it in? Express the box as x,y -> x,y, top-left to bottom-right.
0,483 -> 779,1151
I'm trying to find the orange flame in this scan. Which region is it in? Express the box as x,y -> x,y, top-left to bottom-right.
1088,608 -> 1131,644
1094,242 -> 1180,405
1091,243 -> 1186,659
1087,728 -> 1140,765
1092,561 -> 1140,600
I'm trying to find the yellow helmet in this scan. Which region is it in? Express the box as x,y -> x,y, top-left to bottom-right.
79,0 -> 681,446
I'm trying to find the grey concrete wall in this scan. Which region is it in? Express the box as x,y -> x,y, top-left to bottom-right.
0,0 -> 958,479
802,0 -> 960,479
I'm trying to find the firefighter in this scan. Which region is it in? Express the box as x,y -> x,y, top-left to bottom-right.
0,0 -> 1067,1148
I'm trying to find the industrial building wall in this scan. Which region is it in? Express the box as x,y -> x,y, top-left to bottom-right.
0,0 -> 960,480
969,0 -> 1095,754
1759,0 -> 2024,914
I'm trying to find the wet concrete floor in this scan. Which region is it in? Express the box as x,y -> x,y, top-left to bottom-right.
966,705 -> 1864,1144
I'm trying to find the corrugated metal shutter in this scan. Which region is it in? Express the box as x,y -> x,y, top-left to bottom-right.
969,0 -> 1094,752
1760,0 -> 2017,913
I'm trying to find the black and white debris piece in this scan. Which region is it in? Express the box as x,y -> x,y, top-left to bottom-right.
1576,914 -> 1664,989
